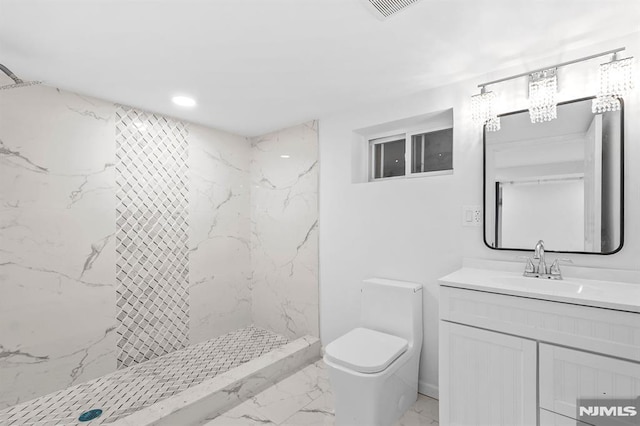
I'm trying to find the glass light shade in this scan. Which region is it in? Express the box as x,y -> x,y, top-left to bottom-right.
592,95 -> 621,114
592,56 -> 634,114
528,69 -> 557,123
471,90 -> 500,132
485,116 -> 500,132
598,57 -> 634,97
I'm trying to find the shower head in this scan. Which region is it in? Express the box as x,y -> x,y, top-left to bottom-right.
0,63 -> 41,90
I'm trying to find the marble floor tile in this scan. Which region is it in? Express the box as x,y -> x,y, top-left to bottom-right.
406,393 -> 439,421
208,359 -> 439,426
206,410 -> 278,426
281,391 -> 335,426
205,402 -> 276,426
394,408 -> 440,426
216,361 -> 325,425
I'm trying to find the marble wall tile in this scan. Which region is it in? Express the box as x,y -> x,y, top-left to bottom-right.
188,125 -> 252,343
0,85 -> 117,409
0,87 -> 115,211
250,121 -> 319,339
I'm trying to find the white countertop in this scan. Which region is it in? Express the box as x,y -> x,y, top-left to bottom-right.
439,264 -> 640,313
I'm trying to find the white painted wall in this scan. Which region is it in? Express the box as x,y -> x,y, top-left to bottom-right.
318,32 -> 640,398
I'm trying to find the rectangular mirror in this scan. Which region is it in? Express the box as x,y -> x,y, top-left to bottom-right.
484,97 -> 624,254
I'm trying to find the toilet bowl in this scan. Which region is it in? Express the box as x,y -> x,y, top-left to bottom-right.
324,278 -> 423,426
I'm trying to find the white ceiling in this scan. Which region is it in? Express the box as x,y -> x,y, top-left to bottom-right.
1,0 -> 639,136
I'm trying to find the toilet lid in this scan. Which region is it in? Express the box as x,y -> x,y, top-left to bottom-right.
324,327 -> 408,373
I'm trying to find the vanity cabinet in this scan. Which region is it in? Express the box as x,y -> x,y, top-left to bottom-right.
439,284 -> 640,426
440,322 -> 537,426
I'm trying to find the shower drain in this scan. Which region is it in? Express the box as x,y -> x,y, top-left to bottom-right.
78,409 -> 103,422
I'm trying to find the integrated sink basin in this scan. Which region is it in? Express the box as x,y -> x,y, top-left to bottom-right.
439,262 -> 640,313
491,275 -> 598,295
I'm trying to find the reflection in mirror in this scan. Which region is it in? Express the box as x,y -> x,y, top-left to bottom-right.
484,97 -> 623,254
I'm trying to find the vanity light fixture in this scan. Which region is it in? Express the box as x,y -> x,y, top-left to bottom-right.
528,68 -> 558,123
471,87 -> 500,132
472,47 -> 634,130
592,52 -> 634,113
280,154 -> 291,159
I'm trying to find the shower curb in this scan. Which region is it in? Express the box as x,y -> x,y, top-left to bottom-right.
107,335 -> 321,426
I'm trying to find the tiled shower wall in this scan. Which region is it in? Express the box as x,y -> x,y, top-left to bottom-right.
250,122 -> 319,339
188,124 -> 252,343
0,84 -> 318,409
0,87 -> 118,408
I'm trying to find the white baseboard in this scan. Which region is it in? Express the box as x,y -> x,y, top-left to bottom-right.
418,380 -> 439,400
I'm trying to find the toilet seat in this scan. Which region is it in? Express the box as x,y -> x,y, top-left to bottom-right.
324,327 -> 408,373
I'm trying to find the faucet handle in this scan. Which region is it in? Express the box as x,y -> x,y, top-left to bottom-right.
516,255 -> 536,274
550,258 -> 573,275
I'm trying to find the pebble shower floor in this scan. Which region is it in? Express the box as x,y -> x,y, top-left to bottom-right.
0,326 -> 289,425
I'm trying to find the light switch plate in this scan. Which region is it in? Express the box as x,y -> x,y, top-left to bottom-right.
462,205 -> 482,227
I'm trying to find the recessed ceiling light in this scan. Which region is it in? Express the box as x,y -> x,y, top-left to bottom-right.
280,154 -> 291,159
172,95 -> 196,107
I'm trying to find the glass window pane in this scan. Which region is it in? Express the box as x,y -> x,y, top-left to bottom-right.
374,143 -> 383,179
381,139 -> 405,178
411,134 -> 424,173
411,128 -> 453,173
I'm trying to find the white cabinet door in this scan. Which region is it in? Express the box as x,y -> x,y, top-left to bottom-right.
440,322 -> 537,426
539,343 -> 640,424
539,408 -> 593,426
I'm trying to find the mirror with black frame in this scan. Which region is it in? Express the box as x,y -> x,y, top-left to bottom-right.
483,97 -> 624,254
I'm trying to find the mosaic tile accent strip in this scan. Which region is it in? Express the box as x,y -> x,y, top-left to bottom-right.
115,107 -> 190,368
0,326 -> 289,426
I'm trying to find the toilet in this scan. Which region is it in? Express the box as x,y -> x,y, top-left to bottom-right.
323,278 -> 423,426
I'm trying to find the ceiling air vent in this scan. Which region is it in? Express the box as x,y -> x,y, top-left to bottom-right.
362,0 -> 422,18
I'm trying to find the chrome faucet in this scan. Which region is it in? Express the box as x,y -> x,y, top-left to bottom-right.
533,240 -> 547,275
522,239 -> 572,280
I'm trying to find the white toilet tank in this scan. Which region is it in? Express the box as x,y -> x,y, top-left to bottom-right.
360,278 -> 423,346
